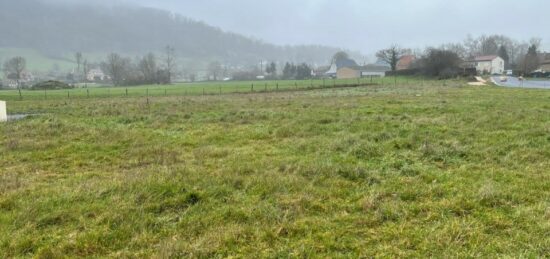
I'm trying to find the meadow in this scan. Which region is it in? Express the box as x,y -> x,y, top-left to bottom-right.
0,77 -> 435,101
0,78 -> 549,257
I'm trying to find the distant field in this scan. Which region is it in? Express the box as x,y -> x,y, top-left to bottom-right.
0,48 -> 75,74
0,77 -> 446,101
1,79 -> 549,257
0,48 -> 106,79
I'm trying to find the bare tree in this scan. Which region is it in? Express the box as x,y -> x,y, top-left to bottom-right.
188,73 -> 196,82
75,52 -> 83,81
463,34 -> 480,58
101,53 -> 129,86
463,34 -> 525,67
139,53 -> 158,84
480,37 -> 499,56
440,43 -> 467,59
529,38 -> 542,49
498,45 -> 510,68
208,61 -> 223,81
163,45 -> 176,84
3,56 -> 26,88
376,45 -> 406,71
82,59 -> 90,86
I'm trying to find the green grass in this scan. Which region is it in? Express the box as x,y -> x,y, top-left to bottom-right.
0,76 -> 444,101
1,79 -> 549,257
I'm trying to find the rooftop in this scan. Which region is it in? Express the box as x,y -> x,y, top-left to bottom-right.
472,55 -> 500,62
338,64 -> 390,73
397,55 -> 416,70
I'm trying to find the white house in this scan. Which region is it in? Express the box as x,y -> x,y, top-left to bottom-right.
468,55 -> 505,75
2,70 -> 35,89
87,69 -> 108,81
325,58 -> 358,78
361,65 -> 390,77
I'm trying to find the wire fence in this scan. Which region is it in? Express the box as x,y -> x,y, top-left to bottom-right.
0,76 -> 464,101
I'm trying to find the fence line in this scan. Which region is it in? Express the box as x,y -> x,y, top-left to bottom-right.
0,77 -> 461,101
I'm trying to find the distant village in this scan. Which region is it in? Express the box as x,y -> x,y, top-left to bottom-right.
2,36 -> 550,89
1,66 -> 110,89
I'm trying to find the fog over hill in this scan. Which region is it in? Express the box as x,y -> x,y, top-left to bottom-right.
41,0 -> 550,53
0,0 -> 362,70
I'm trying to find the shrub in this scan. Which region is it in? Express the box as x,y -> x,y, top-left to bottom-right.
31,80 -> 73,90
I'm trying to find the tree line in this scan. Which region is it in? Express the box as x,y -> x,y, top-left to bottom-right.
376,34 -> 544,78
99,46 -> 177,86
3,34 -> 546,88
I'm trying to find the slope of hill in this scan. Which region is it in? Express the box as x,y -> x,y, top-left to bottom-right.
0,0 -> 360,71
0,48 -> 74,72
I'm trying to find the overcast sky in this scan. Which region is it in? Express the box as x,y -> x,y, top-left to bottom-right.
52,0 -> 550,55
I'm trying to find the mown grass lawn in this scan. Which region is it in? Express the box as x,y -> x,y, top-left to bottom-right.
0,82 -> 549,257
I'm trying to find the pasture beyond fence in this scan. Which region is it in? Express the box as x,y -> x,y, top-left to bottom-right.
0,76 -> 463,101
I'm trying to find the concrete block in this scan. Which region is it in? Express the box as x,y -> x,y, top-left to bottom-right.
0,101 -> 6,122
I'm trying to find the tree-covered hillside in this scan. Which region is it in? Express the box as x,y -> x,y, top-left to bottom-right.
0,0 -> 358,68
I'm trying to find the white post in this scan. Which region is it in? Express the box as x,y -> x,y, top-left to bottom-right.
0,101 -> 7,122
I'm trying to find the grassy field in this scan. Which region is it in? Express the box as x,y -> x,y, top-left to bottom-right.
1,79 -> 549,257
0,76 -> 445,101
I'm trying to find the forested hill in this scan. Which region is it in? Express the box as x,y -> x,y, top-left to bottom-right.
0,0 -> 356,66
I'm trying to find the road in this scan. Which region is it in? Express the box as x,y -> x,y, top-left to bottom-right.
491,76 -> 550,89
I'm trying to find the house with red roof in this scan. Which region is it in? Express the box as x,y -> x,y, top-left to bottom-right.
396,55 -> 416,70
